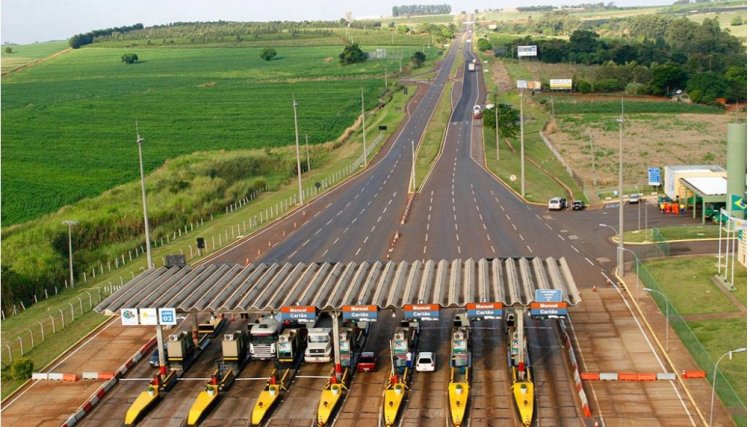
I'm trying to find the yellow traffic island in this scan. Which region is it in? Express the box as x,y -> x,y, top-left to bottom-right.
511,367 -> 534,427
124,376 -> 162,426
187,376 -> 221,426
251,375 -> 285,427
317,375 -> 348,427
382,372 -> 409,427
447,380 -> 470,426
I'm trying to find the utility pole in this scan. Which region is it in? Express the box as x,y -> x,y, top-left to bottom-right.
292,96 -> 304,205
495,96 -> 500,161
520,91 -> 526,198
305,134 -> 310,172
384,69 -> 388,89
617,98 -> 625,277
410,140 -> 416,193
62,220 -> 78,287
590,133 -> 597,187
136,127 -> 154,269
361,87 -> 368,167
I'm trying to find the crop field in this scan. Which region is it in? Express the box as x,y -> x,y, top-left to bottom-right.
2,43 -> 440,225
0,40 -> 69,74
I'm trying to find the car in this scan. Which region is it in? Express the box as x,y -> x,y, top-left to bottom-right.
149,347 -> 167,367
356,352 -> 378,373
415,352 -> 436,372
628,193 -> 641,204
548,197 -> 567,211
571,200 -> 585,210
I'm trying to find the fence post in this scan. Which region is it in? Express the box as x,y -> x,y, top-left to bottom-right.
50,314 -> 56,333
69,303 -> 75,321
77,297 -> 83,315
59,308 -> 65,328
39,322 -> 44,342
26,328 -> 34,349
86,292 -> 93,309
5,344 -> 12,364
83,272 -> 87,282
45,288 -> 49,300
190,245 -> 194,258
17,336 -> 23,356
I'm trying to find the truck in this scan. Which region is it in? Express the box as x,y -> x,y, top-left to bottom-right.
277,325 -> 307,365
305,327 -> 333,362
468,62 -> 476,72
249,315 -> 282,360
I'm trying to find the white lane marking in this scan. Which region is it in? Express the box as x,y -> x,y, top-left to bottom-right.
500,205 -> 505,212
454,224 -> 458,231
505,214 -> 511,220
486,234 -> 491,241
457,245 -> 461,254
426,223 -> 430,231
355,247 -> 362,256
322,249 -> 329,257
512,224 -> 517,231
377,215 -> 382,223
425,233 -> 429,241
455,234 -> 460,242
519,234 -> 525,241
314,229 -> 322,236
557,234 -> 565,241
333,237 -> 340,245
571,245 -> 580,253
345,202 -> 352,208
360,208 -> 366,215
478,214 -> 483,221
351,218 -> 357,224
482,223 -> 487,231
491,245 -> 496,253
545,224 -> 553,230
585,258 -> 595,266
326,219 -> 333,226
423,246 -> 427,254
363,236 -> 369,244
526,245 -> 533,253
302,239 -> 310,246
337,210 -> 343,216
382,207 -> 388,214
370,225 -> 376,233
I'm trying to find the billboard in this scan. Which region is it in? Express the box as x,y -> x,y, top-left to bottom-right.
516,80 -> 542,90
648,167 -> 661,186
517,45 -> 537,57
549,79 -> 573,90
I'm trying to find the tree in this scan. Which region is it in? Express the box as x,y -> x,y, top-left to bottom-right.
11,358 -> 33,380
339,42 -> 367,65
650,63 -> 689,96
569,29 -> 600,53
260,48 -> 277,61
477,38 -> 492,51
121,53 -> 138,64
730,15 -> 744,26
482,104 -> 520,138
686,72 -> 729,104
724,66 -> 747,102
4,47 -> 13,54
411,51 -> 426,67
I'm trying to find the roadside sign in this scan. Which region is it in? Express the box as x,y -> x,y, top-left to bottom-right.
342,305 -> 378,322
467,302 -> 503,319
534,289 -> 563,303
280,305 -> 317,323
404,303 -> 440,321
159,308 -> 177,326
120,308 -> 139,326
530,308 -> 568,318
517,45 -> 537,57
549,79 -> 572,90
139,308 -> 158,325
648,167 -> 661,186
516,80 -> 528,89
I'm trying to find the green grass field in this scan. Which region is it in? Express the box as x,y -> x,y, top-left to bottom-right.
2,43 -> 440,225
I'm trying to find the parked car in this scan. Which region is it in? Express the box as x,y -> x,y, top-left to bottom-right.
628,193 -> 640,204
548,197 -> 567,211
356,352 -> 378,373
415,352 -> 436,372
571,200 -> 586,210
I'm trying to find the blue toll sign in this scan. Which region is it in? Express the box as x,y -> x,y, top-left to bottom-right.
534,289 -> 563,303
648,167 -> 661,186
342,305 -> 378,322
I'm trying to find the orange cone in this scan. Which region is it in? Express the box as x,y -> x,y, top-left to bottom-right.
592,284 -> 597,292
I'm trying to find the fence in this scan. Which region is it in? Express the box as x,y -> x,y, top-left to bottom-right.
637,260 -> 747,427
1,284 -> 123,368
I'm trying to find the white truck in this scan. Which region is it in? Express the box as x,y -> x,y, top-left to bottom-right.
304,327 -> 333,363
249,315 -> 281,360
468,62 -> 476,72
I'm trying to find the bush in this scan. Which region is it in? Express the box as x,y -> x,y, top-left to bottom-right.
339,42 -> 367,65
593,78 -> 624,92
121,53 -> 138,64
259,48 -> 277,61
11,358 -> 33,381
576,80 -> 592,94
477,38 -> 492,51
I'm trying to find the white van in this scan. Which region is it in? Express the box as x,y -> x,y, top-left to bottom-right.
548,197 -> 567,210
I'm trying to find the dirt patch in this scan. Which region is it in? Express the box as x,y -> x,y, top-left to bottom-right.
544,112 -> 739,189
490,60 -> 513,92
323,57 -> 334,63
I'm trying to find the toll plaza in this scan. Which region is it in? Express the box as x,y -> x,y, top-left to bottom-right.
94,257 -> 581,426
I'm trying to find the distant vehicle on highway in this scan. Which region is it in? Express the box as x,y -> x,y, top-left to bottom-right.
571,200 -> 585,210
628,193 -> 641,204
472,105 -> 482,119
548,197 -> 567,211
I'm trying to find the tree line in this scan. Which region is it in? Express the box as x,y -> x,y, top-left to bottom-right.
68,23 -> 144,48
487,17 -> 746,103
392,4 -> 451,17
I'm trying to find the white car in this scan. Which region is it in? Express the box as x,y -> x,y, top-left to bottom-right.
548,197 -> 567,211
415,352 -> 436,372
628,193 -> 641,204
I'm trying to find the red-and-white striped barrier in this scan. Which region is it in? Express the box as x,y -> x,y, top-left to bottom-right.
558,320 -> 592,417
582,372 -> 677,381
60,337 -> 156,427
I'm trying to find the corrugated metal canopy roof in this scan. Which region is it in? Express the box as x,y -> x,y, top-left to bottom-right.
95,258 -> 581,314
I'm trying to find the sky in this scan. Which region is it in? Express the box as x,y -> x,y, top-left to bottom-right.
2,0 -> 675,45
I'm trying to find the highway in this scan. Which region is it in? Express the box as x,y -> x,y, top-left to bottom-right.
16,25 -> 727,427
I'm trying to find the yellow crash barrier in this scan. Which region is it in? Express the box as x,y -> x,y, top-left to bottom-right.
511,368 -> 534,427
317,382 -> 346,427
251,383 -> 282,426
382,380 -> 407,427
187,383 -> 220,426
448,381 -> 470,426
124,381 -> 161,426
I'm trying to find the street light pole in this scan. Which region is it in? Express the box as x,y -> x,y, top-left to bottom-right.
361,87 -> 368,167
136,131 -> 154,270
520,91 -> 526,198
292,96 -> 304,205
62,220 -> 78,287
710,347 -> 747,426
643,288 -> 670,352
494,92 -> 500,161
616,101 -> 625,277
410,140 -> 416,193
599,224 -> 640,300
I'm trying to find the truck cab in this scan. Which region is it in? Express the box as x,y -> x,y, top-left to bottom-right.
249,315 -> 281,360
305,327 -> 332,363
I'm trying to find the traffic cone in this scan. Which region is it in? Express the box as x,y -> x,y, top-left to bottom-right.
592,284 -> 597,292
